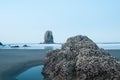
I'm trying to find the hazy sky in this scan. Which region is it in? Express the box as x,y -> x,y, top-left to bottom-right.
0,0 -> 120,43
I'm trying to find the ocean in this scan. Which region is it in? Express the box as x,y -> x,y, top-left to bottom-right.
0,42 -> 120,50
0,43 -> 61,50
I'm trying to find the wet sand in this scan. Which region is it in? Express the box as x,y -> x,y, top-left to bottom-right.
0,49 -> 49,80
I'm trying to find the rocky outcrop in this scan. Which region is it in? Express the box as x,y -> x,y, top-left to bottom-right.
23,44 -> 30,47
42,35 -> 120,80
0,42 -> 3,45
10,45 -> 19,48
44,31 -> 54,44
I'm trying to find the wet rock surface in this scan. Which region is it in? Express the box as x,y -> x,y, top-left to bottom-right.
42,35 -> 120,80
44,31 -> 54,44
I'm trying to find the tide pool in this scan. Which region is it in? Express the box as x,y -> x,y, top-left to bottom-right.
16,65 -> 44,80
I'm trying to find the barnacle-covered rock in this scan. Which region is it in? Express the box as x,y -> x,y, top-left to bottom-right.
42,35 -> 120,80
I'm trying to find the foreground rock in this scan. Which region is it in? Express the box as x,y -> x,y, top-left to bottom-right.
42,35 -> 120,80
44,30 -> 54,44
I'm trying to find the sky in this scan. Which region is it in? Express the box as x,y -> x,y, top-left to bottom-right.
0,0 -> 120,43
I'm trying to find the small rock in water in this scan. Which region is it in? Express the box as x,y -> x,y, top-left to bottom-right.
44,30 -> 54,44
0,42 -> 3,45
11,45 -> 19,48
42,35 -> 120,80
23,45 -> 29,47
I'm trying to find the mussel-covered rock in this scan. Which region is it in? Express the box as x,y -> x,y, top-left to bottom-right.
42,35 -> 120,80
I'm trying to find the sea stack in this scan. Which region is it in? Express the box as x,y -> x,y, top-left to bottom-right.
42,35 -> 120,80
44,30 -> 54,44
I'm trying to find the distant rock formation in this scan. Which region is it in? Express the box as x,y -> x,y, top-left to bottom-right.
42,35 -> 120,80
0,42 -> 3,45
44,30 -> 54,44
10,45 -> 19,48
23,44 -> 29,47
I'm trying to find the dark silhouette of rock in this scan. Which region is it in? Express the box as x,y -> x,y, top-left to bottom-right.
23,44 -> 29,47
42,35 -> 120,80
0,42 -> 3,45
10,45 -> 19,48
44,30 -> 54,44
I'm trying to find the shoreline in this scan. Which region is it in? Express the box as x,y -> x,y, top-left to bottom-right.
0,49 -> 49,80
0,49 -> 120,80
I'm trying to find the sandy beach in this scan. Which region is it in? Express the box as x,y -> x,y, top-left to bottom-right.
0,49 -> 49,80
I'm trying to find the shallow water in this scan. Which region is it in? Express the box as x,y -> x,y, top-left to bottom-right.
1,43 -> 120,49
98,43 -> 120,49
16,65 -> 44,80
0,43 -> 61,50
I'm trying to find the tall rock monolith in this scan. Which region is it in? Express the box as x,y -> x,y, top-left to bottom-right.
44,31 -> 54,44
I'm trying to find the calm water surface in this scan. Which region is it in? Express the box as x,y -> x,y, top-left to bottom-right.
16,65 -> 44,80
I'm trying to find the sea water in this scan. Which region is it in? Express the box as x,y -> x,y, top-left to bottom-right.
1,43 -> 120,50
0,43 -> 61,50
